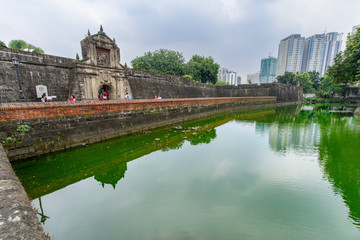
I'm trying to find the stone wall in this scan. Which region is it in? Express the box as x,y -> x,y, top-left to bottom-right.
0,144 -> 46,239
126,68 -> 303,102
0,97 -> 278,161
1,47 -> 303,103
0,47 -> 75,102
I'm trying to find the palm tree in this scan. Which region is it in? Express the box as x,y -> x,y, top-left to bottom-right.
8,40 -> 27,50
8,40 -> 44,53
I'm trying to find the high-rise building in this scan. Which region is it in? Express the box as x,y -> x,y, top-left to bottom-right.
248,72 -> 260,84
276,32 -> 342,77
352,25 -> 360,35
260,57 -> 278,83
301,34 -> 326,74
237,76 -> 242,85
321,32 -> 342,75
217,68 -> 239,85
226,71 -> 237,85
218,68 -> 228,83
276,34 -> 305,76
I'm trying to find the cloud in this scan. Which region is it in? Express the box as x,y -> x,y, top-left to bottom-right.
1,0 -> 359,79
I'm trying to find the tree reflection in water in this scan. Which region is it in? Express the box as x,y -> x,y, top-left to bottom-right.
251,105 -> 360,228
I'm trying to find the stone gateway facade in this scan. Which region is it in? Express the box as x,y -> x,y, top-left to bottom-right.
78,27 -> 131,100
0,26 -> 303,103
0,27 -> 133,103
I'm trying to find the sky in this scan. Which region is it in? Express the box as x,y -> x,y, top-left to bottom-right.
1,0 -> 359,80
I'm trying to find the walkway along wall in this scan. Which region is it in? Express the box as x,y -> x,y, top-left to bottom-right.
0,97 -> 284,162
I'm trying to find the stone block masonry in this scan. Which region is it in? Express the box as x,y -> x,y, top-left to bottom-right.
0,144 -> 46,239
0,97 -> 278,161
1,46 -> 303,103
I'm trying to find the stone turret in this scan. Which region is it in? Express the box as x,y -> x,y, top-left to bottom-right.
80,26 -> 122,69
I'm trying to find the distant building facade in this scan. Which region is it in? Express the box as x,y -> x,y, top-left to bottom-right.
352,24 -> 360,35
218,68 -> 240,85
260,57 -> 278,83
237,76 -> 242,85
218,68 -> 228,83
321,32 -> 343,75
277,34 -> 305,76
301,34 -> 327,74
247,72 -> 260,84
227,71 -> 237,85
277,32 -> 342,77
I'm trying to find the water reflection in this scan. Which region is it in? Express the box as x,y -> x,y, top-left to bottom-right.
317,112 -> 360,228
250,105 -> 360,228
12,104 -> 360,231
13,107 -> 274,199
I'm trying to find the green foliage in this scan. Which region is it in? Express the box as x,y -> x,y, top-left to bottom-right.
9,39 -> 27,50
247,79 -> 253,84
131,49 -> 185,76
0,40 -> 6,47
317,76 -> 344,98
183,74 -> 193,80
294,72 -> 315,93
304,97 -> 346,103
8,39 -> 44,53
17,124 -> 30,132
308,71 -> 321,90
276,71 -> 320,94
131,49 -> 219,84
276,71 -> 296,85
327,28 -> 360,85
215,81 -> 228,85
185,55 -> 219,84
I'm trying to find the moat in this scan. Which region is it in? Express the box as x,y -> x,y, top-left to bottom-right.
12,104 -> 360,240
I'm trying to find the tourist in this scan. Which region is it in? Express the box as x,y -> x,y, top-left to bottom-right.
154,96 -> 158,99
125,92 -> 131,100
158,95 -> 162,99
103,92 -> 108,100
98,92 -> 103,100
41,93 -> 47,102
68,95 -> 76,102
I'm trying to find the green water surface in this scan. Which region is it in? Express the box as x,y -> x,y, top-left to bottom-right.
13,105 -> 360,240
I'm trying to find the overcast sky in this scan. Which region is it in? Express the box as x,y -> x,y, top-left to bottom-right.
1,0 -> 359,79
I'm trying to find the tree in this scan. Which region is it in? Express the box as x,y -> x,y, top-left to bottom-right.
185,55 -> 219,84
0,40 -> 6,48
8,39 -> 44,53
308,70 -> 321,90
131,49 -> 185,76
318,76 -> 343,98
327,28 -> 360,85
276,71 -> 296,85
294,72 -> 315,93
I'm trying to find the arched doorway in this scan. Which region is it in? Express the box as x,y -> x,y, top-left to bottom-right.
98,84 -> 115,100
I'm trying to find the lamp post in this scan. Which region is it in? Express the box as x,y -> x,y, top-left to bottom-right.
12,57 -> 25,102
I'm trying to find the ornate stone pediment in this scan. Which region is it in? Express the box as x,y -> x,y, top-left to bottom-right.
80,25 -> 122,69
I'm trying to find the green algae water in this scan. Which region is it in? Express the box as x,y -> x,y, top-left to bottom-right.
13,105 -> 360,240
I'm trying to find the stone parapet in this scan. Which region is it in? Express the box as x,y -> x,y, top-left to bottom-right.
0,97 -> 280,161
0,144 -> 46,240
0,97 -> 275,121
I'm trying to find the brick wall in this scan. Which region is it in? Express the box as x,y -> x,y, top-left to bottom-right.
0,97 -> 278,161
0,97 -> 276,121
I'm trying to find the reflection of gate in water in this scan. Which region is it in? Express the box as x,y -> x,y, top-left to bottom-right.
98,84 -> 115,100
